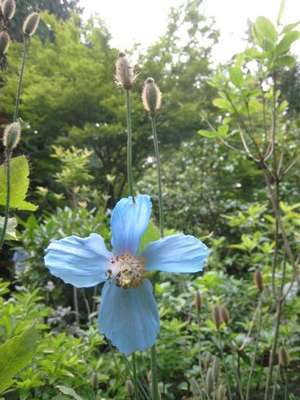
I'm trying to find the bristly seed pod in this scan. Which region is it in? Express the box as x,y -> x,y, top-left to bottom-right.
126,380 -> 134,398
3,121 -> 21,150
278,346 -> 290,368
115,52 -> 135,90
195,290 -> 202,313
220,305 -> 230,325
216,384 -> 227,400
1,0 -> 16,20
23,12 -> 40,37
142,77 -> 162,115
253,270 -> 264,292
212,356 -> 220,381
206,367 -> 214,394
212,305 -> 222,330
0,31 -> 10,54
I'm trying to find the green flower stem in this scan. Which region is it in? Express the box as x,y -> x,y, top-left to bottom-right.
125,89 -> 134,199
0,149 -> 11,249
150,116 -> 164,238
132,353 -> 139,400
150,344 -> 160,400
14,36 -> 28,122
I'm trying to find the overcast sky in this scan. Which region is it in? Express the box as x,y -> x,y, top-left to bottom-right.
79,0 -> 300,62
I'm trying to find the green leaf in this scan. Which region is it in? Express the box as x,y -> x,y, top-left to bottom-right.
275,55 -> 296,68
139,221 -> 161,253
0,217 -> 18,240
198,125 -> 228,139
252,17 -> 278,50
277,0 -> 286,25
275,31 -> 300,54
56,386 -> 83,400
282,21 -> 300,34
212,98 -> 232,111
229,67 -> 243,87
0,324 -> 39,394
0,156 -> 37,211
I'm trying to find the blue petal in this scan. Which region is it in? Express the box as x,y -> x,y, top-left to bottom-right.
45,233 -> 111,288
111,195 -> 152,256
98,279 -> 159,355
142,234 -> 209,273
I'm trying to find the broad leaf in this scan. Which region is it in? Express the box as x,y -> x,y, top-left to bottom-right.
253,17 -> 277,50
275,31 -> 300,54
0,217 -> 18,240
0,156 -> 37,211
0,324 -> 39,394
56,386 -> 83,400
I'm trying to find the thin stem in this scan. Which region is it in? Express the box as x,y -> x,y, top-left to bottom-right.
218,332 -> 233,400
283,367 -> 288,400
150,345 -> 160,400
150,116 -> 164,237
0,149 -> 11,249
125,89 -> 134,198
14,37 -> 28,122
132,353 -> 139,400
73,287 -> 79,325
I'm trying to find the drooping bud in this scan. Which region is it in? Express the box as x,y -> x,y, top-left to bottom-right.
220,305 -> 230,325
212,305 -> 222,330
23,12 -> 40,37
0,31 -> 10,54
115,52 -> 135,90
1,0 -> 16,20
216,384 -> 227,400
126,380 -> 134,398
278,346 -> 290,368
195,290 -> 202,313
142,77 -> 162,115
3,121 -> 21,150
206,367 -> 214,394
253,270 -> 264,292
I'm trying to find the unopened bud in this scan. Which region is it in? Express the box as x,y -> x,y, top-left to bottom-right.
3,121 -> 21,150
90,372 -> 98,389
216,384 -> 227,400
253,270 -> 264,292
23,12 -> 40,37
126,380 -> 134,398
206,367 -> 214,394
220,305 -> 230,325
0,31 -> 10,54
142,77 -> 162,114
1,0 -> 16,19
213,305 -> 222,330
195,290 -> 202,313
115,52 -> 135,90
278,346 -> 290,368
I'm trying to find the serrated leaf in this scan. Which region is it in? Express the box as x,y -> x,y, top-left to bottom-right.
0,156 -> 37,211
0,324 -> 39,394
0,217 -> 18,240
56,386 -> 83,400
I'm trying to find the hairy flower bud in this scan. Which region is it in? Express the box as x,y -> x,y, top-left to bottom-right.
90,372 -> 98,389
1,0 -> 16,20
220,305 -> 230,325
212,305 -> 222,330
195,290 -> 202,313
0,31 -> 10,54
216,384 -> 227,400
253,270 -> 264,292
126,380 -> 134,398
115,52 -> 135,90
142,77 -> 162,114
212,357 -> 220,381
278,346 -> 290,368
3,121 -> 21,150
23,12 -> 40,37
206,367 -> 214,394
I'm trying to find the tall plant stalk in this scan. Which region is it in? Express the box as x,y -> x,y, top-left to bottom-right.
14,37 -> 27,122
125,89 -> 134,198
0,149 -> 11,249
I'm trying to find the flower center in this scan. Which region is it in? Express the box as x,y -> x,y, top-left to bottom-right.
107,252 -> 146,289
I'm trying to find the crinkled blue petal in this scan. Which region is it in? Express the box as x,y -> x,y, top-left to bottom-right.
111,194 -> 152,256
98,279 -> 159,355
45,233 -> 111,288
142,234 -> 209,273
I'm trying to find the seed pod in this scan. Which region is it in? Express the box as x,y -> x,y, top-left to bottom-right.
126,380 -> 134,398
90,372 -> 98,389
220,305 -> 230,325
23,12 -> 40,37
212,305 -> 222,330
253,270 -> 264,292
278,346 -> 290,368
195,290 -> 202,313
3,121 -> 21,150
0,31 -> 10,54
212,357 -> 220,381
216,384 -> 227,400
142,77 -> 162,115
1,0 -> 16,19
206,367 -> 214,394
115,52 -> 135,90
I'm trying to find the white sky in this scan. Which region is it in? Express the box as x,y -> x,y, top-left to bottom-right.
79,0 -> 300,62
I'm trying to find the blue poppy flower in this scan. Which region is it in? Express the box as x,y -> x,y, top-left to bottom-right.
44,195 -> 209,355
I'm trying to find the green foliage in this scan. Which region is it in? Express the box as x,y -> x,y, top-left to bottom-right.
0,324 -> 39,394
0,155 -> 37,211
